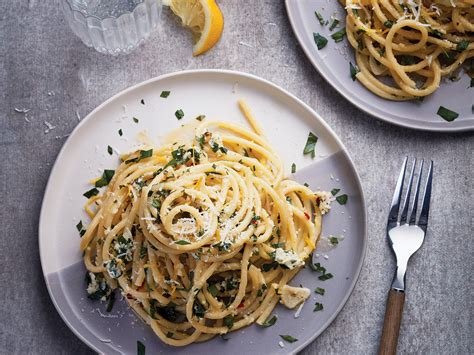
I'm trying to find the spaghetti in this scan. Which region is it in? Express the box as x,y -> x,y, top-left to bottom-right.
343,0 -> 474,100
80,103 -> 327,346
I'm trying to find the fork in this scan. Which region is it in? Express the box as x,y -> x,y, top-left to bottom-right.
379,157 -> 433,355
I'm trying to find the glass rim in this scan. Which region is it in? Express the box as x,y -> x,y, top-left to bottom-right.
62,0 -> 160,22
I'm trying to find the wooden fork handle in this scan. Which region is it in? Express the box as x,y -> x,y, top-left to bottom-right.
379,289 -> 405,355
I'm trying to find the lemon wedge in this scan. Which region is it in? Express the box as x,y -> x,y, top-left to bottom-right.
164,0 -> 224,56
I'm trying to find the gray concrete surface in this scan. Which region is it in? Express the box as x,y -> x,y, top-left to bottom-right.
0,1 -> 472,354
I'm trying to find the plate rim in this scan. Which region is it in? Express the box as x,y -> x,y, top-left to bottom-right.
285,0 -> 474,133
39,69 -> 368,354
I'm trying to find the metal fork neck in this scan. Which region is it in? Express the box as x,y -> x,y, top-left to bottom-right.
391,256 -> 408,291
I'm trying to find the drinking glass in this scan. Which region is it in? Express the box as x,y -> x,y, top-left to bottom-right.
61,0 -> 162,55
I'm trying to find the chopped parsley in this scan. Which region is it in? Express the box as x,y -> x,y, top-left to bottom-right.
261,315 -> 277,327
280,335 -> 298,343
208,284 -> 219,297
303,132 -> 318,158
271,242 -> 285,249
315,287 -> 325,295
262,262 -> 278,272
107,145 -> 113,155
319,273 -> 334,281
313,302 -> 323,312
175,109 -> 184,120
329,236 -> 339,245
309,262 -> 326,274
384,20 -> 393,28
329,18 -> 340,31
76,220 -> 86,237
133,117 -> 139,123
160,90 -> 171,98
195,115 -> 206,121
223,315 -> 234,329
314,11 -> 324,25
137,340 -> 145,355
251,215 -> 261,225
192,299 -> 206,318
140,246 -> 147,259
257,284 -> 268,297
331,28 -> 346,42
399,55 -> 416,65
140,99 -> 145,105
437,106 -> 459,122
313,32 -> 328,50
118,129 -> 123,136
175,240 -> 191,245
106,291 -> 116,312
83,187 -> 99,199
291,163 -> 296,174
331,188 -> 340,196
126,149 -> 153,164
350,62 -> 360,81
429,29 -> 443,38
336,194 -> 348,205
456,40 -> 469,52
95,169 -> 115,188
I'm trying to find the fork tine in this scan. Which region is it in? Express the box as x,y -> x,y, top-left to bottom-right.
408,159 -> 424,225
388,157 -> 408,225
400,158 -> 416,224
418,160 -> 433,231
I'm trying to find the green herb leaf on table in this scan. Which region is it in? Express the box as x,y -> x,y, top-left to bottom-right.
313,33 -> 328,50
160,90 -> 171,98
331,28 -> 346,42
336,194 -> 348,205
329,236 -> 339,245
175,109 -> 185,120
118,129 -> 123,136
303,132 -> 318,158
291,163 -> 296,174
83,188 -> 99,199
280,335 -> 298,343
137,340 -> 145,355
195,115 -> 206,121
329,18 -> 340,31
76,220 -> 83,233
106,291 -> 116,312
313,302 -> 323,312
133,117 -> 139,123
350,62 -> 360,81
314,11 -> 324,25
319,273 -> 334,281
107,145 -> 113,155
331,188 -> 340,196
315,287 -> 325,295
95,169 -> 115,188
261,315 -> 277,327
437,106 -> 459,122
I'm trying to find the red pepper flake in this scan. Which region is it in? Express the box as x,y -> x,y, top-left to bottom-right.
304,212 -> 310,220
238,301 -> 245,308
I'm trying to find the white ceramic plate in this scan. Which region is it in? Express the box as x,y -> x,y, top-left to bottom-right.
286,0 -> 474,132
39,70 -> 367,354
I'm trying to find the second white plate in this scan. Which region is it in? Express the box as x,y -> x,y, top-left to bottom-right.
286,0 -> 474,132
